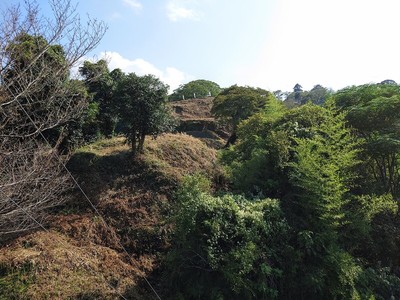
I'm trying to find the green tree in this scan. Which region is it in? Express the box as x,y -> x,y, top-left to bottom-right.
220,95 -> 287,196
284,84 -> 331,107
331,83 -> 400,197
2,32 -> 92,151
116,73 -> 176,156
302,84 -> 332,105
79,59 -> 119,137
3,33 -> 71,135
169,79 -> 221,101
221,103 -> 326,198
293,83 -> 303,103
220,103 -> 389,298
211,85 -> 272,146
283,107 -> 362,298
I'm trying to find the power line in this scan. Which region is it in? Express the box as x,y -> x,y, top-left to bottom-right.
15,99 -> 162,300
8,197 -> 129,300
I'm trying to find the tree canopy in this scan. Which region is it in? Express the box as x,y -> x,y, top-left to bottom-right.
79,59 -> 120,138
284,84 -> 332,107
214,101 -> 400,298
211,85 -> 275,146
169,79 -> 221,101
166,175 -> 289,299
116,73 -> 176,156
331,83 -> 400,196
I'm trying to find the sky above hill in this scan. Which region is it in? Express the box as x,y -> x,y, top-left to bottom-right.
2,0 -> 400,93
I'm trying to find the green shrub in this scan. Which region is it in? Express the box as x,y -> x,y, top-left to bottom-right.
165,175 -> 289,299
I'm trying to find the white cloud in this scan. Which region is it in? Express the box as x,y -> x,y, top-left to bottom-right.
167,1 -> 198,22
100,51 -> 189,92
109,12 -> 123,20
122,0 -> 142,11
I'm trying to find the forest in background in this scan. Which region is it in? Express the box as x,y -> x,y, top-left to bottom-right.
1,1 -> 400,299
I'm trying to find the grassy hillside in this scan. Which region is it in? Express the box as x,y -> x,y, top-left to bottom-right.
0,134 -> 222,299
169,97 -> 228,148
169,97 -> 215,120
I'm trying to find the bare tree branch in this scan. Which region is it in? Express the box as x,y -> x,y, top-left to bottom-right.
0,0 -> 107,242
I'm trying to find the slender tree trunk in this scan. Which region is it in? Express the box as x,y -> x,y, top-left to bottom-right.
138,131 -> 146,154
131,128 -> 137,157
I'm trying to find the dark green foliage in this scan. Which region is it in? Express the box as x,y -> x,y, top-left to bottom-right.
212,85 -> 273,146
169,79 -> 221,101
1,33 -> 90,151
284,84 -> 332,107
166,175 -> 289,300
282,108 -> 363,299
356,267 -> 400,300
219,100 -> 400,299
43,79 -> 91,151
221,103 -> 325,197
3,33 -> 69,136
78,61 -> 177,154
116,73 -> 176,156
5,32 -> 68,81
331,83 -> 400,197
79,60 -> 119,138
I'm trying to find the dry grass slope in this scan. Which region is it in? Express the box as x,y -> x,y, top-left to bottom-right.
0,133 -> 223,299
145,133 -> 222,181
0,230 -> 141,299
169,97 -> 214,121
169,97 -> 228,148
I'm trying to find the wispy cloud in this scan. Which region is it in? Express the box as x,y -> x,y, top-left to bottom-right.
109,12 -> 123,21
167,0 -> 199,22
100,52 -> 189,92
122,0 -> 143,12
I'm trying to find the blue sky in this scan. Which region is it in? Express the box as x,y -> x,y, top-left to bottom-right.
2,0 -> 400,93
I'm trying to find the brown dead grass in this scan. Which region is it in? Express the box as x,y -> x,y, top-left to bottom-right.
169,97 -> 229,148
0,133 -> 224,299
169,97 -> 214,121
0,230 -> 141,299
144,133 -> 222,182
77,136 -> 129,156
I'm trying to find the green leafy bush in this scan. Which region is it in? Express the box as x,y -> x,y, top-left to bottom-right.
165,175 -> 289,299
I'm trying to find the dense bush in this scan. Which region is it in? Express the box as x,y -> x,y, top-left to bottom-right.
217,101 -> 400,299
165,175 -> 289,299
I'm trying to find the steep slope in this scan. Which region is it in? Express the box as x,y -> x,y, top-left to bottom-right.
0,134 -> 222,299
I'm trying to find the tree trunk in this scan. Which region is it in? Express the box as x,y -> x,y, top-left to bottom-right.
138,131 -> 146,154
131,128 -> 137,157
224,131 -> 237,148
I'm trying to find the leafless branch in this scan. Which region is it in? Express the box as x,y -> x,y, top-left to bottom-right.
0,0 -> 107,242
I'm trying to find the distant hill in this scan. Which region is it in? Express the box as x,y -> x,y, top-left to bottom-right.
170,97 -> 214,120
169,97 -> 228,148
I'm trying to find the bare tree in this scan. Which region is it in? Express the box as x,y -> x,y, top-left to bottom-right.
0,0 -> 107,242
